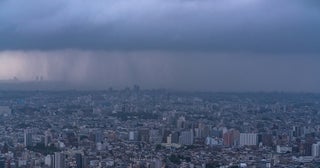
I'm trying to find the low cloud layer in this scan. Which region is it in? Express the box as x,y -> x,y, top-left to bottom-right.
0,50 -> 319,92
0,0 -> 319,53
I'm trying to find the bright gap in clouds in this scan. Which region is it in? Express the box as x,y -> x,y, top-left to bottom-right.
0,51 -> 49,81
0,53 -> 34,80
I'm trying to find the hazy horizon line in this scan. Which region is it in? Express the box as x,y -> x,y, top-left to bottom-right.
0,80 -> 319,94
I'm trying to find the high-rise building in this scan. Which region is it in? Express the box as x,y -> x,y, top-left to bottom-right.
75,153 -> 83,168
304,142 -> 313,156
44,130 -> 52,147
239,133 -> 258,146
138,129 -> 150,142
179,129 -> 194,145
171,132 -> 180,144
206,137 -> 219,146
54,152 -> 65,168
149,129 -> 162,144
177,116 -> 186,129
292,126 -> 305,137
153,158 -> 162,168
196,123 -> 209,138
24,129 -> 33,147
166,134 -> 172,144
259,133 -> 273,147
223,129 -> 240,147
94,131 -> 103,143
312,142 -> 320,157
129,131 -> 136,141
45,155 -> 54,168
0,156 -> 5,168
82,156 -> 89,168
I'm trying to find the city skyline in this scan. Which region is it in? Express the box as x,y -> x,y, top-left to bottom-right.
1,1 -> 320,166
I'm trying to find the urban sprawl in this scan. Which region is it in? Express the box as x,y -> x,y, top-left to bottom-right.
0,88 -> 319,168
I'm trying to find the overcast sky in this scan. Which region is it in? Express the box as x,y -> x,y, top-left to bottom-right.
0,0 -> 320,91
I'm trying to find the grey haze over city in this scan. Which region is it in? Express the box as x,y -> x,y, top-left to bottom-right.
0,0 -> 320,91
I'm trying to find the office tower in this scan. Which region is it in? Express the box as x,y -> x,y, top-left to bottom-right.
44,130 -> 52,147
179,129 -> 194,145
171,132 -> 180,144
304,142 -> 313,156
177,116 -> 186,129
138,129 -> 150,142
312,142 -> 320,157
0,156 -> 5,168
45,155 -> 54,168
129,131 -> 135,141
292,126 -> 305,137
24,129 -> 33,147
259,134 -> 273,147
75,153 -> 83,168
149,129 -> 162,144
54,152 -> 65,168
197,122 -> 209,138
166,134 -> 172,144
95,131 -> 103,143
223,129 -> 240,147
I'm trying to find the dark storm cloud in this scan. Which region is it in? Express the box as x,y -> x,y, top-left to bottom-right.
1,0 -> 320,92
0,0 -> 319,53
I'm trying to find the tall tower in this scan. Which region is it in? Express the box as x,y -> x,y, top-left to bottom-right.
24,129 -> 33,147
75,153 -> 83,168
179,129 -> 194,145
177,116 -> 186,129
45,130 -> 52,147
0,156 -> 5,168
54,152 -> 65,168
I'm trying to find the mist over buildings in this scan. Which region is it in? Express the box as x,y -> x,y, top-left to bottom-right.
0,50 -> 319,92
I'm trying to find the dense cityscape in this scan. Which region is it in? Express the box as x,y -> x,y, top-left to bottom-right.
1,0 -> 320,167
0,87 -> 320,167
